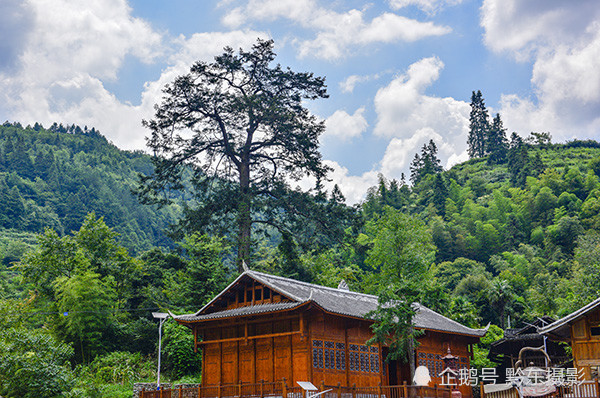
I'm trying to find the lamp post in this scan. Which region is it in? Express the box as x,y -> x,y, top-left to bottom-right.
153,312 -> 170,390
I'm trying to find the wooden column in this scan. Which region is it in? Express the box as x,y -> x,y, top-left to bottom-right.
378,343 -> 384,386
289,331 -> 294,383
219,342 -> 223,384
344,320 -> 350,386
252,339 -> 257,384
307,316 -> 313,383
271,334 -> 275,383
235,340 -> 240,385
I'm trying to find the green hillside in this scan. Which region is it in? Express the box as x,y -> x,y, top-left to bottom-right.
0,122 -> 181,254
361,138 -> 600,328
3,119 -> 600,396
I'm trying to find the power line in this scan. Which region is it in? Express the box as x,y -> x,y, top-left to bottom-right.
6,306 -> 163,316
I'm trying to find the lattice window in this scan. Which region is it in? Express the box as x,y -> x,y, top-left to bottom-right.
314,340 -> 345,371
417,351 -> 468,377
349,352 -> 357,371
360,353 -> 366,372
370,353 -> 380,373
313,340 -> 324,369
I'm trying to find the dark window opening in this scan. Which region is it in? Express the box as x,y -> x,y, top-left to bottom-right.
255,289 -> 262,300
246,290 -> 252,302
238,290 -> 244,303
264,289 -> 271,299
591,326 -> 600,336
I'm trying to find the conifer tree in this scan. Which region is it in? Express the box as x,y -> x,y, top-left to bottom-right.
467,90 -> 489,158
486,113 -> 509,164
410,140 -> 443,185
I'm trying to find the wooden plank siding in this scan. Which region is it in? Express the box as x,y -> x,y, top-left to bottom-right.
571,308 -> 600,380
178,272 -> 485,398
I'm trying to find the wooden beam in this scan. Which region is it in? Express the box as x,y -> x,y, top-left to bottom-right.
190,313 -> 303,330
344,319 -> 350,386
196,330 -> 303,346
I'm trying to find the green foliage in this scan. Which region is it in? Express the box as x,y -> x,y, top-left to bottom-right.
138,39 -> 336,270
69,351 -> 155,398
0,327 -> 74,398
486,114 -> 508,165
365,208 -> 435,373
164,233 -> 230,312
162,319 -> 202,380
468,90 -> 490,158
410,140 -> 443,185
471,325 -> 503,370
0,122 -> 180,253
54,270 -> 117,363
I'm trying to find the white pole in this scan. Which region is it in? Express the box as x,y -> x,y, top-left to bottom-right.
157,317 -> 165,390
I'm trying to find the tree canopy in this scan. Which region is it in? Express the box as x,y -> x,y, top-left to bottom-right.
138,39 -> 333,270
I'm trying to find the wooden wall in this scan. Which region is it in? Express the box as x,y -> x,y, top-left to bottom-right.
571,308 -> 600,380
197,307 -> 477,397
200,316 -> 309,386
415,330 -> 475,398
309,311 -> 383,387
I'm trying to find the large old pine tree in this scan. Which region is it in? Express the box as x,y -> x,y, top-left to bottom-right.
138,39 -> 331,271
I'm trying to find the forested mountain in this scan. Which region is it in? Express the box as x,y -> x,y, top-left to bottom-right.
3,116 -> 600,397
0,121 -> 181,255
361,137 -> 600,329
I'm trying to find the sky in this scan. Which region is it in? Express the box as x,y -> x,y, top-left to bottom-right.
1,0 -> 600,203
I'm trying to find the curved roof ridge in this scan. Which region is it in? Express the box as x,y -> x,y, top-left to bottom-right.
539,296 -> 600,335
414,303 -> 490,331
414,303 -> 489,335
249,270 -> 378,299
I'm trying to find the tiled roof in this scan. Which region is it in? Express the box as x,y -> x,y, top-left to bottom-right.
176,302 -> 303,321
174,270 -> 487,337
539,296 -> 600,339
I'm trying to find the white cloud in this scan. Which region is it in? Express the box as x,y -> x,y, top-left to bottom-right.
388,0 -> 463,14
372,57 -> 470,179
222,1 -> 451,59
0,0 -> 269,150
323,160 -> 380,205
324,108 -> 368,141
481,0 -> 600,141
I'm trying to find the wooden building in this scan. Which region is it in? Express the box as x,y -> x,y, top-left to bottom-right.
174,270 -> 487,395
540,297 -> 600,380
488,316 -> 570,381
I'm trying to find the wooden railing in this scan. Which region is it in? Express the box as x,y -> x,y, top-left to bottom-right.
480,380 -> 600,398
139,380 -> 453,398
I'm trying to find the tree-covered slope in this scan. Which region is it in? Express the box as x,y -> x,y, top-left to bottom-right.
0,121 -> 181,253
362,139 -> 600,326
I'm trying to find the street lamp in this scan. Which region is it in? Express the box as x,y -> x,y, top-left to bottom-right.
152,312 -> 170,390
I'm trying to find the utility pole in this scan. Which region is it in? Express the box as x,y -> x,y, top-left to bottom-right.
153,312 -> 170,390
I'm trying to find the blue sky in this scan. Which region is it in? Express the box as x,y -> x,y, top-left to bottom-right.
1,0 -> 600,202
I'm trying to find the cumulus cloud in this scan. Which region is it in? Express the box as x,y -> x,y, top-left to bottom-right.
222,0 -> 451,59
481,0 -> 600,141
0,0 -> 269,150
322,160 -> 380,205
324,108 -> 368,141
388,0 -> 463,14
372,57 -> 470,179
0,0 -> 34,71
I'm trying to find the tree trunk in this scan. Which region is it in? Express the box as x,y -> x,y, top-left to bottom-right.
237,161 -> 251,272
408,327 -> 416,384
